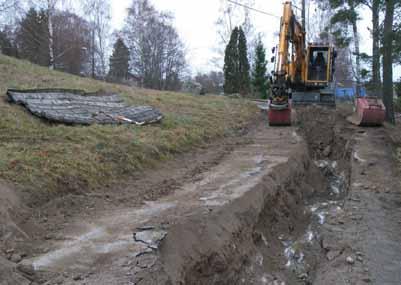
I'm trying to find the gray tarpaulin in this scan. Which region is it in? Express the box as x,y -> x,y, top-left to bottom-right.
7,89 -> 163,125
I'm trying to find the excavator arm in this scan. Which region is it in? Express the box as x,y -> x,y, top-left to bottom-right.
271,1 -> 305,109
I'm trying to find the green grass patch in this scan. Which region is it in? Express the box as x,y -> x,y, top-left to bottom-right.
0,55 -> 257,197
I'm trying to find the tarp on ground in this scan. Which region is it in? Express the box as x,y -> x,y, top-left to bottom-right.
7,89 -> 163,125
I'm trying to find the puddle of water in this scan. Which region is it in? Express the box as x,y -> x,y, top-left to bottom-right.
95,237 -> 134,254
281,160 -> 347,275
30,201 -> 176,271
32,227 -> 106,269
316,160 -> 347,198
304,227 -> 315,243
283,240 -> 305,268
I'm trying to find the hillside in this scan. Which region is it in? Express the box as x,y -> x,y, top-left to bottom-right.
0,55 -> 257,200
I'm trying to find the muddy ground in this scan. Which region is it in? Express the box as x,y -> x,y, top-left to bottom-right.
1,106 -> 401,285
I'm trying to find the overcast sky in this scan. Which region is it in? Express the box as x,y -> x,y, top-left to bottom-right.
111,0 -> 400,78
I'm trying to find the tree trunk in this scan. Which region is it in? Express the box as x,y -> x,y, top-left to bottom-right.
48,0 -> 55,70
349,0 -> 361,96
91,27 -> 95,78
372,0 -> 381,95
351,19 -> 361,96
383,0 -> 395,124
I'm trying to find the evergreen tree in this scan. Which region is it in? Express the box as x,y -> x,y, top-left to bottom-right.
16,8 -> 50,66
252,39 -> 268,99
0,29 -> 17,57
108,38 -> 130,81
238,26 -> 251,95
223,27 -> 239,94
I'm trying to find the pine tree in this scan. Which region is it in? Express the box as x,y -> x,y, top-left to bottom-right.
223,27 -> 239,94
108,38 -> 130,81
252,39 -> 268,99
238,27 -> 251,95
16,8 -> 50,66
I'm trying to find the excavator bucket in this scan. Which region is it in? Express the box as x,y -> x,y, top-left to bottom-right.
268,104 -> 291,126
347,97 -> 385,126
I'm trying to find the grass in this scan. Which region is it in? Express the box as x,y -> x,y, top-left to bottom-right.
0,55 -> 258,198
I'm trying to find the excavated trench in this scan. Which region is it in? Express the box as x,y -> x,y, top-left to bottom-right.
136,108 -> 354,285
0,108 -> 356,285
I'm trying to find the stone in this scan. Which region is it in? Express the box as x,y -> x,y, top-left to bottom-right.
133,228 -> 167,250
73,274 -> 83,281
346,256 -> 355,265
362,277 -> 372,283
326,250 -> 340,261
10,253 -> 22,263
17,263 -> 35,276
298,273 -> 308,280
323,145 -> 332,157
5,248 -> 14,254
136,253 -> 157,269
0,256 -> 30,285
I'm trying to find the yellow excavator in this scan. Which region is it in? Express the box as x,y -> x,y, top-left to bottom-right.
269,1 -> 385,126
269,1 -> 336,125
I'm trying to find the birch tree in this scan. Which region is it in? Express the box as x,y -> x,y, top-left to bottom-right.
82,0 -> 111,77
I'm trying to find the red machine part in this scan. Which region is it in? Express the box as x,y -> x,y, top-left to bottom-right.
348,97 -> 386,126
268,105 -> 291,126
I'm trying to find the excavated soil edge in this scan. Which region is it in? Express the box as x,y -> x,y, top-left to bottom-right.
135,107 -> 354,285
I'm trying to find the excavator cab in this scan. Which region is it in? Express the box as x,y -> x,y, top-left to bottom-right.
291,44 -> 336,107
307,47 -> 329,82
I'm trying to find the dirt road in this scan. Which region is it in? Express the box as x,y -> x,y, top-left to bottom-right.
314,127 -> 401,285
1,108 -> 401,285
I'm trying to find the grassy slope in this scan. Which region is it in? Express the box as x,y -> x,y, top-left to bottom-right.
0,55 -> 258,197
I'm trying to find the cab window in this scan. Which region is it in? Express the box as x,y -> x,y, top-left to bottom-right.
308,47 -> 329,81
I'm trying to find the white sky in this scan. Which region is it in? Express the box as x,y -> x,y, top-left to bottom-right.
111,0 -> 400,78
111,0 -> 283,74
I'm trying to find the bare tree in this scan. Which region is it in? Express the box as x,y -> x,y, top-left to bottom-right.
124,0 -> 186,91
53,11 -> 91,75
213,0 -> 256,68
82,0 -> 111,78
